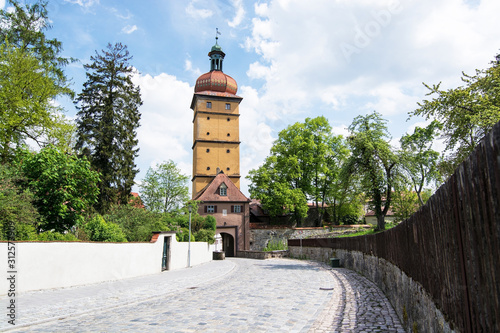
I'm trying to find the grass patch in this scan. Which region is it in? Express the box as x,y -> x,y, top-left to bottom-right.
263,238 -> 288,252
336,222 -> 399,238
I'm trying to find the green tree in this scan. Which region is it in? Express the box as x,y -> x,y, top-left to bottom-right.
399,121 -> 442,206
409,54 -> 500,176
21,145 -> 100,233
247,156 -> 308,225
0,0 -> 73,93
75,43 -> 142,212
0,43 -> 71,161
84,214 -> 127,242
139,160 -> 189,213
345,111 -> 398,231
0,163 -> 39,240
248,116 -> 344,226
104,203 -> 170,242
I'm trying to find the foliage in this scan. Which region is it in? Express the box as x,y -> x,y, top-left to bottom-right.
84,214 -> 127,242
75,42 -> 142,213
20,145 -> 100,233
392,187 -> 431,222
103,203 -> 170,242
0,164 -> 39,240
36,231 -> 79,241
409,54 -> 500,177
194,229 -> 215,244
0,43 -> 71,161
336,222 -> 398,238
263,238 -> 288,252
345,111 -> 398,231
176,227 -> 195,242
139,160 -> 189,213
0,0 -> 73,93
248,116 -> 352,226
399,121 -> 442,205
203,215 -> 217,231
340,214 -> 361,225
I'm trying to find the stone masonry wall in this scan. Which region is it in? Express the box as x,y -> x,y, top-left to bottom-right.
250,226 -> 370,251
289,246 -> 453,333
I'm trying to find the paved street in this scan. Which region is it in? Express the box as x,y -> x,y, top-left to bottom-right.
1,258 -> 404,332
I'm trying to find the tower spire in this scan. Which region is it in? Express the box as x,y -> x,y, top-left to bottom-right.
215,28 -> 221,44
209,29 -> 225,72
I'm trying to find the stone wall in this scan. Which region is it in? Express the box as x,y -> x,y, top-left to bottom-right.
289,246 -> 452,332
250,226 -> 370,251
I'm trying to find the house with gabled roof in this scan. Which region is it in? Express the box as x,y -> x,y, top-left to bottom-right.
193,170 -> 250,256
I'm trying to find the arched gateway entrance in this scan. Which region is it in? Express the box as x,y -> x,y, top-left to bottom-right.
221,232 -> 235,257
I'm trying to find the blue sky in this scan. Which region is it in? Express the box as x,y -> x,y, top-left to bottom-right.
3,0 -> 499,196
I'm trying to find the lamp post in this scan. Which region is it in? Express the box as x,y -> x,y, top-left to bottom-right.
188,204 -> 192,268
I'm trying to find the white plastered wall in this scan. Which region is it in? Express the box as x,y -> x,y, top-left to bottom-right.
0,232 -> 215,294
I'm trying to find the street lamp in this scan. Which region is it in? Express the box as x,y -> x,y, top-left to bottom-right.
188,204 -> 192,268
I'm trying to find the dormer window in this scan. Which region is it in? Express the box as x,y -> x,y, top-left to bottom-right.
219,183 -> 227,196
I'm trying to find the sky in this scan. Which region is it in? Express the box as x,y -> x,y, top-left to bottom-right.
2,0 -> 499,197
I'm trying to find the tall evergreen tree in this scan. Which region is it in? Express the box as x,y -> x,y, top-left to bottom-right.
75,43 -> 142,213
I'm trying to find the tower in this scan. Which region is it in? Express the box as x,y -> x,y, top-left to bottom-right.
190,38 -> 243,198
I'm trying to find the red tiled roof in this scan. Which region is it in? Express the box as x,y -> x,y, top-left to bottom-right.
194,171 -> 249,203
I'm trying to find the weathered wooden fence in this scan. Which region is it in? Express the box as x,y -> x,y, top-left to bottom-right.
289,121 -> 500,332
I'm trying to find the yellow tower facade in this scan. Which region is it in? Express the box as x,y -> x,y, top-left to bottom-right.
191,40 -> 243,198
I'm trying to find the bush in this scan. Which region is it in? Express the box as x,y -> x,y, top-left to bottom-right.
84,214 -> 127,242
263,238 -> 288,252
203,215 -> 217,231
340,214 -> 360,225
176,227 -> 195,242
194,229 -> 215,244
36,231 -> 79,241
104,204 -> 170,242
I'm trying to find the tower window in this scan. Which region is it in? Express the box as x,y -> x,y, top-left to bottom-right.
226,167 -> 230,171
227,118 -> 230,122
227,133 -> 230,137
207,132 -> 210,136
206,102 -> 212,109
207,117 -> 210,120
206,149 -> 210,153
225,103 -> 231,110
226,149 -> 230,153
207,167 -> 210,170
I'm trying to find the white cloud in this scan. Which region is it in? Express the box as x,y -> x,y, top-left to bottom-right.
242,0 -> 500,141
131,72 -> 194,189
64,0 -> 99,7
121,25 -> 138,34
185,1 -> 213,19
0,0 -> 5,10
228,0 -> 245,28
184,59 -> 201,76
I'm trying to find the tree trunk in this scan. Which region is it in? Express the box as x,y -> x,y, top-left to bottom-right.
376,214 -> 385,231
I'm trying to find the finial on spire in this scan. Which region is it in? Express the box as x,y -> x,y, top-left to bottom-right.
215,28 -> 221,44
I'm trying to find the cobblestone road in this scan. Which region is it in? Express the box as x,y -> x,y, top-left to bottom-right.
1,258 -> 404,332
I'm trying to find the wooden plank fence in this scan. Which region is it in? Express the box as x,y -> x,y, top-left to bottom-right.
289,121 -> 500,332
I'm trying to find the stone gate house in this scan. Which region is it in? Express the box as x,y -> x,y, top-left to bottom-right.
193,170 -> 250,256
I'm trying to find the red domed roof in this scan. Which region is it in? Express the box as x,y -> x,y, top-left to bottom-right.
195,70 -> 238,96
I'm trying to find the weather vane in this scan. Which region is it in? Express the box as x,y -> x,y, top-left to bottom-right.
215,28 -> 221,44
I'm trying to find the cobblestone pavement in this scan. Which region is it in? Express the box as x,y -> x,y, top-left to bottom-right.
2,258 -> 404,332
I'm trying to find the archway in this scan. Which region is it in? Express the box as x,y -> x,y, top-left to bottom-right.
221,232 -> 235,257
